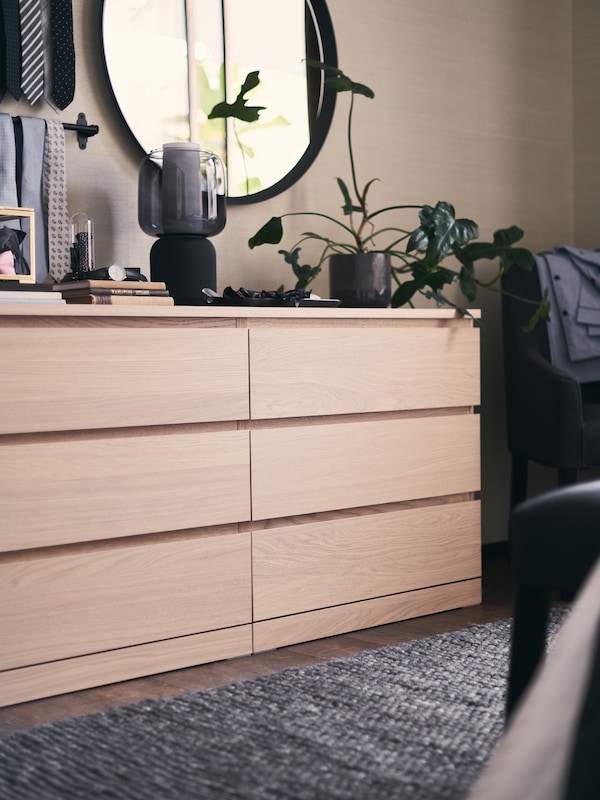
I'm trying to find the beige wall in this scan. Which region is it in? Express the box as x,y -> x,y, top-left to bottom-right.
574,0 -> 600,244
3,0 -> 593,542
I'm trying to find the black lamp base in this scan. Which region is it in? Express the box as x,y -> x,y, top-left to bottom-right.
150,235 -> 216,305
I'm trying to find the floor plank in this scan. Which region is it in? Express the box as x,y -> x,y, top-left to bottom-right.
0,545 -> 514,737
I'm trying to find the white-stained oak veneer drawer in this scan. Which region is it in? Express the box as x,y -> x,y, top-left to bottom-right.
249,326 -> 479,419
1,327 -> 249,434
0,531 -> 251,670
253,580 -> 482,652
2,430 -> 251,550
250,415 -> 480,520
252,501 -> 480,620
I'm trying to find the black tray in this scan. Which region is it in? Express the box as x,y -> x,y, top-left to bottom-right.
201,297 -> 341,308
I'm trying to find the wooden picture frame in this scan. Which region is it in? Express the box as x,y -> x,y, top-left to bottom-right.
0,207 -> 36,284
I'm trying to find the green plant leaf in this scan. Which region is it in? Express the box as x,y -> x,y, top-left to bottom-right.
507,247 -> 535,271
299,231 -> 336,243
459,265 -> 478,302
407,201 -> 478,265
360,178 -> 379,206
406,227 -> 429,254
248,216 -> 283,248
461,227 -> 536,271
337,178 -> 361,215
425,266 -> 458,292
492,225 -> 525,247
208,71 -> 266,123
278,248 -> 321,290
305,60 -> 375,98
523,289 -> 551,332
422,291 -> 479,323
391,279 -> 422,307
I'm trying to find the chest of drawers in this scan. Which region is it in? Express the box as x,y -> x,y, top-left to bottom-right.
0,305 -> 481,705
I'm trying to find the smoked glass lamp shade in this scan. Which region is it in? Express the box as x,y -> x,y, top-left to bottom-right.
138,143 -> 226,237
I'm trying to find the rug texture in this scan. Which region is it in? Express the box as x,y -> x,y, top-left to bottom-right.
0,610 -> 568,800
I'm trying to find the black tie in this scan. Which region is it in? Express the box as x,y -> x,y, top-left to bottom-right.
2,0 -> 23,101
0,4 -> 6,101
49,0 -> 74,110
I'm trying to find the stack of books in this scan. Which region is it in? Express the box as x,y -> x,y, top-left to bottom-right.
55,280 -> 174,306
0,284 -> 66,304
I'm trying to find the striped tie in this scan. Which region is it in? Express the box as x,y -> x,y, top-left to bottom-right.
19,0 -> 44,104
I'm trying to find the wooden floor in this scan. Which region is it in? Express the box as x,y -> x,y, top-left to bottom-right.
0,545 -> 514,738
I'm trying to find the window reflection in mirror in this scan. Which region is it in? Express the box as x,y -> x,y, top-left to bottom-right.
101,0 -> 336,203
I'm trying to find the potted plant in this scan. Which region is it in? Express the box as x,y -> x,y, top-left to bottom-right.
247,61 -> 549,327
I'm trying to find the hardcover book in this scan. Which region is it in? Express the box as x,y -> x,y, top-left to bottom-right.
54,279 -> 167,292
63,294 -> 174,306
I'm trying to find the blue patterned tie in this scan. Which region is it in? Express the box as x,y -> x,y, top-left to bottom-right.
0,113 -> 18,207
19,0 -> 44,104
2,0 -> 23,101
0,113 -> 20,231
49,0 -> 74,110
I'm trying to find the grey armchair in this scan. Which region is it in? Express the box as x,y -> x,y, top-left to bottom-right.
506,480 -> 600,716
500,262 -> 600,507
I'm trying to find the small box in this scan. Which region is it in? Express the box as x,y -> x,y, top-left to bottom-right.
0,207 -> 36,284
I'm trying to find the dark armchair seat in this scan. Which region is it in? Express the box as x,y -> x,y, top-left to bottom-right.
501,257 -> 600,506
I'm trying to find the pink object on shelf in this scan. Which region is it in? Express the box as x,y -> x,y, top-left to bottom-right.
0,250 -> 16,274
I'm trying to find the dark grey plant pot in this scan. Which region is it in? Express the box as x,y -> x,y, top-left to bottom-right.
329,253 -> 391,308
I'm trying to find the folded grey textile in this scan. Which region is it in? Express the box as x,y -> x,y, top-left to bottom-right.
537,245 -> 600,381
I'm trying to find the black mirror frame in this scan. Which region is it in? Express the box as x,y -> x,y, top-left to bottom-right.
99,0 -> 338,206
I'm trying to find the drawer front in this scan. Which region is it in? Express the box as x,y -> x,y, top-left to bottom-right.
249,326 -> 479,419
0,531 -> 251,670
254,581 -> 482,652
1,327 -> 249,434
253,501 -> 480,619
251,414 -> 480,520
3,430 -> 250,550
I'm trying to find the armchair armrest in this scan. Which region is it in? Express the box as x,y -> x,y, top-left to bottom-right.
505,349 -> 584,468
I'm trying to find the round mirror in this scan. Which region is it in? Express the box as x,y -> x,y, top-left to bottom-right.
100,0 -> 337,204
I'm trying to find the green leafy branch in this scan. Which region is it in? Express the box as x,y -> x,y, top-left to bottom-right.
246,62 -> 549,328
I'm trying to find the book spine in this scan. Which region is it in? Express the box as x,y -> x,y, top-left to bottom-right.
64,295 -> 175,305
52,280 -> 168,292
62,288 -> 171,297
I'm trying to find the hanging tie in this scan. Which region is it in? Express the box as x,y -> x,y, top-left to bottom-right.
0,5 -> 6,102
49,0 -> 74,111
43,118 -> 70,281
0,114 -> 21,233
2,0 -> 23,101
19,0 -> 44,104
20,116 -> 48,281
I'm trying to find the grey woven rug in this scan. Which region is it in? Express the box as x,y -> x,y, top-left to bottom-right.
0,610 -> 568,800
